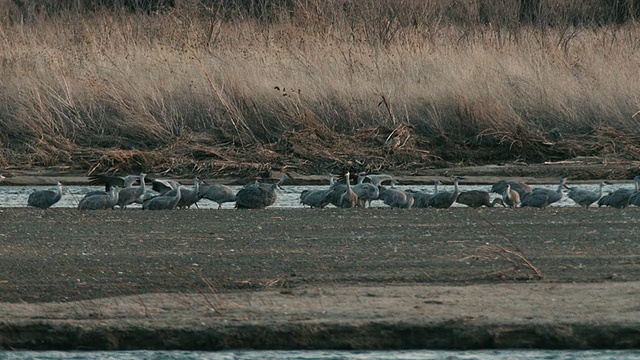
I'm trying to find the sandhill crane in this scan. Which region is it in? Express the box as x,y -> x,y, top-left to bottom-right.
320,174 -> 348,208
300,174 -> 334,208
491,180 -> 532,198
358,174 -> 394,186
199,183 -> 236,209
521,178 -> 566,208
82,179 -> 129,200
502,184 -> 521,208
597,193 -> 612,207
88,173 -> 139,191
566,182 -> 607,209
320,189 -> 343,208
319,172 -> 358,208
117,173 -> 146,209
628,177 -> 640,207
235,174 -> 289,209
353,183 -> 379,207
327,173 -> 336,187
409,180 -> 442,208
300,189 -> 330,208
78,187 -> 119,211
378,181 -> 414,209
351,173 -> 387,208
352,185 -> 377,207
521,192 -> 553,208
132,178 -> 181,205
149,178 -> 181,195
338,171 -> 358,208
428,177 -> 463,209
457,190 -> 505,208
628,192 -> 640,207
598,176 -> 639,208
142,185 -> 183,210
27,182 -> 63,209
175,177 -> 203,209
81,189 -> 109,199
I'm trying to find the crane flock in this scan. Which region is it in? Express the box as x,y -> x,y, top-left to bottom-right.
4,172 -> 640,211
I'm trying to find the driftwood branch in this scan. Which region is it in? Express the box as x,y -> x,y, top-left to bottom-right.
475,211 -> 544,279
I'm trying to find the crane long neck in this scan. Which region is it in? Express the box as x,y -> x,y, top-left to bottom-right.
401,194 -> 411,207
51,185 -> 63,203
276,174 -> 287,186
504,186 -> 511,200
109,188 -> 119,207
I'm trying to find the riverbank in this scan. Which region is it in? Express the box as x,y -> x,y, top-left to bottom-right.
1,207 -> 639,350
3,2 -> 640,181
3,282 -> 640,350
2,157 -> 640,186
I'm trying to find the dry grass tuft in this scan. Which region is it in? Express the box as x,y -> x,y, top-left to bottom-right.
475,210 -> 544,280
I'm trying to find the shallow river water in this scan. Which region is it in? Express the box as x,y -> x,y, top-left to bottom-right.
4,349 -> 640,359
0,183 -> 612,209
3,350 -> 640,359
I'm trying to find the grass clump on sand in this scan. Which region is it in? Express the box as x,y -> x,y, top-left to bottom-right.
1,0 -> 640,177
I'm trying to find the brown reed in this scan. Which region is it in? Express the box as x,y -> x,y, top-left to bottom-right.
1,1 -> 639,176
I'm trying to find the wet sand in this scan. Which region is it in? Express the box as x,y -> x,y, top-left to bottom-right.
1,207 -> 640,350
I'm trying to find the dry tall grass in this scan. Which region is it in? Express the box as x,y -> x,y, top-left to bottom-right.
1,0 -> 640,175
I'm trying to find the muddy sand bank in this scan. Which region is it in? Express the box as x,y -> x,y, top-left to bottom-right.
2,158 -> 640,186
1,207 -> 639,350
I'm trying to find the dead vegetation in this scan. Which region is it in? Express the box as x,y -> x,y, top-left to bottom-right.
1,1 -> 640,178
